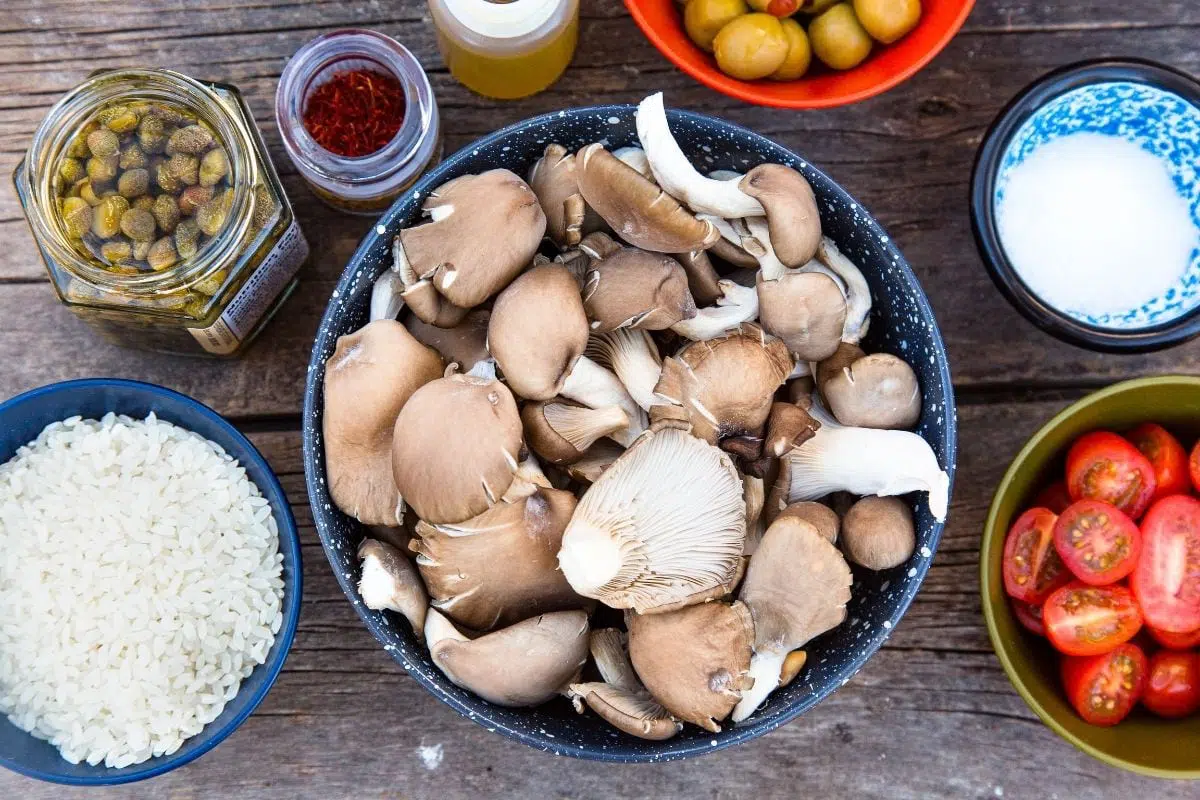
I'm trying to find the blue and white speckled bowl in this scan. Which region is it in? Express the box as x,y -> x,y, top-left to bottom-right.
972,58 -> 1200,352
302,106 -> 957,761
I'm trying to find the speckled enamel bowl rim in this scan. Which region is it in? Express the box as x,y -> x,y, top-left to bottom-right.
303,105 -> 957,762
970,58 -> 1200,354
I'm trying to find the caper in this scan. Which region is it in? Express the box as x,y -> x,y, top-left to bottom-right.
66,179 -> 86,199
87,154 -> 119,184
96,104 -> 130,127
117,168 -> 150,198
152,194 -> 181,233
61,197 -> 93,239
119,142 -> 147,170
251,183 -> 276,230
156,160 -> 183,193
132,239 -> 152,261
127,100 -> 153,116
120,208 -> 156,241
80,180 -> 101,206
167,125 -> 213,155
58,157 -> 85,184
104,108 -> 140,134
196,191 -> 231,237
193,268 -> 228,296
148,104 -> 184,125
199,149 -> 229,187
175,218 -> 201,260
138,115 -> 167,153
167,153 -> 200,186
92,195 -> 129,238
147,237 -> 178,271
66,130 -> 92,159
99,239 -> 134,264
179,184 -> 214,216
86,129 -> 120,159
132,195 -> 156,212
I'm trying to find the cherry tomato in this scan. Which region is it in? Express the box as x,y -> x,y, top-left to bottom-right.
1061,643 -> 1147,726
1127,423 -> 1191,504
1003,508 -> 1070,604
1052,500 -> 1141,586
1012,599 -> 1045,637
1142,650 -> 1200,718
1190,440 -> 1200,494
1131,495 -> 1200,633
1149,625 -> 1200,649
1067,431 -> 1157,519
1034,482 -> 1072,515
1044,582 -> 1143,656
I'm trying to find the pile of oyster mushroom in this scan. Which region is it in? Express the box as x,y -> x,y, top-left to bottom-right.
324,93 -> 949,740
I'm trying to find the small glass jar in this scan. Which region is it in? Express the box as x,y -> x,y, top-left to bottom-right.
14,68 -> 308,357
275,29 -> 441,215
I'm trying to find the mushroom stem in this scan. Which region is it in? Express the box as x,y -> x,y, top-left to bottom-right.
561,356 -> 648,447
371,270 -> 405,322
815,237 -> 872,344
636,93 -> 763,218
669,280 -> 760,341
358,539 -> 428,642
585,329 -> 663,412
613,146 -> 652,179
732,652 -> 788,723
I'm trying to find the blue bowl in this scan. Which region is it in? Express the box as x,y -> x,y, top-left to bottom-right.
303,106 -> 957,761
0,379 -> 302,785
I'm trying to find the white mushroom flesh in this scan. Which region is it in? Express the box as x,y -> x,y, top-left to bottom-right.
561,356 -> 649,447
669,280 -> 760,341
815,237 -> 872,344
585,328 -> 663,412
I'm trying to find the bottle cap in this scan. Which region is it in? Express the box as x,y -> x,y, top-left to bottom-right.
440,0 -> 563,39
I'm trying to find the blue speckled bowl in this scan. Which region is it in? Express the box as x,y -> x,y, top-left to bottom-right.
302,106 -> 957,761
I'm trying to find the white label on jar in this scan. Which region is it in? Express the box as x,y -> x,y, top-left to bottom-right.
189,220 -> 309,355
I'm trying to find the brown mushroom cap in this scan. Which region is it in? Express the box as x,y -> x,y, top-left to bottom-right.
841,495 -> 917,570
564,439 -> 625,484
425,609 -> 589,707
357,538 -> 429,641
414,488 -> 583,631
764,401 -> 820,459
528,144 -> 588,247
569,682 -> 681,740
488,263 -> 589,400
576,144 -> 719,253
627,601 -> 755,732
400,278 -> 471,328
521,400 -> 629,464
739,164 -> 822,268
405,309 -> 490,372
391,372 -> 523,524
787,376 -> 816,409
756,271 -> 847,362
709,235 -> 762,270
324,320 -> 444,526
819,349 -> 923,430
775,501 -> 840,544
675,249 -> 724,306
582,246 -> 697,332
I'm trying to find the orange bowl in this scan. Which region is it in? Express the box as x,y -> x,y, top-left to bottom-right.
625,0 -> 976,109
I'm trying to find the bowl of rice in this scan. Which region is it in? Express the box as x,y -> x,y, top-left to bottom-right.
0,378 -> 301,785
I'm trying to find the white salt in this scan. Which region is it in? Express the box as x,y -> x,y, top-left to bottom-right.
997,132 -> 1198,318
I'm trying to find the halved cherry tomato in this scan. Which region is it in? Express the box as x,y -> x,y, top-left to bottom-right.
1061,643 -> 1147,726
1012,599 -> 1045,637
1148,625 -> 1200,649
1044,582 -> 1143,656
1142,650 -> 1200,718
1190,440 -> 1200,494
1067,431 -> 1157,519
1052,500 -> 1141,585
1034,482 -> 1073,515
1127,423 -> 1191,504
1002,508 -> 1070,604
1131,495 -> 1200,633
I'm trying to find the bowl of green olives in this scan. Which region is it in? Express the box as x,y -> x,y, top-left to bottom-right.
626,0 -> 975,108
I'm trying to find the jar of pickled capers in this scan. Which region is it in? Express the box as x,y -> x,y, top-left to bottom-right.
14,68 -> 309,356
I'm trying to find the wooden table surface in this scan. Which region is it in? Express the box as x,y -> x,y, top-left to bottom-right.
2,1 -> 1198,797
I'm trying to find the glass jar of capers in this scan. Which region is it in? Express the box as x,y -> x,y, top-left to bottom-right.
14,68 -> 309,356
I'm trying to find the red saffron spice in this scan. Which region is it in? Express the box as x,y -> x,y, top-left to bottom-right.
302,69 -> 406,157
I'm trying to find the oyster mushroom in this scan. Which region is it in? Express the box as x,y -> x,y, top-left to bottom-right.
775,501 -> 840,544
817,343 -> 922,430
357,539 -> 428,641
732,516 -> 852,722
391,372 -> 524,525
675,249 -> 724,306
414,488 -> 583,631
841,495 -> 917,570
764,400 -> 820,458
627,601 -> 755,732
564,439 -> 625,484
815,237 -> 872,344
558,427 -> 746,613
424,609 -> 589,707
757,270 -> 847,361
589,628 -> 641,692
669,279 -> 761,341
527,143 -> 603,247
743,473 -> 766,555
582,245 -> 698,332
522,400 -> 630,464
569,629 -> 681,741
323,320 -> 443,526
585,328 -> 663,413
612,146 -> 652,178
650,324 -> 793,446
392,169 -> 546,325
370,269 -> 405,322
576,143 -> 719,253
405,308 -> 491,374
487,263 -> 647,445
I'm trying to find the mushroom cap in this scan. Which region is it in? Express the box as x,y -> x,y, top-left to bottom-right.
709,235 -> 762,270
564,438 -> 625,484
391,373 -> 523,524
626,601 -> 755,732
739,165 -> 822,268
589,628 -> 641,692
674,249 -> 724,306
521,400 -> 629,465
576,144 -> 719,253
528,144 -> 603,247
569,682 -> 681,740
820,350 -> 923,430
414,488 -> 583,631
775,501 -> 840,544
787,376 -> 816,409
841,495 -> 916,570
405,309 -> 491,372
651,323 -> 794,445
323,320 -> 444,526
357,539 -> 428,641
425,609 -> 590,707
399,169 -> 546,309
557,427 -> 746,613
488,263 -> 589,400
764,401 -> 820,459
585,328 -> 663,414
756,271 -> 847,362
582,246 -> 698,332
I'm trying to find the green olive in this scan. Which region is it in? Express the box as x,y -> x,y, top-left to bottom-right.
798,0 -> 839,14
770,17 -> 812,80
713,13 -> 789,81
809,3 -> 873,71
683,0 -> 749,53
853,0 -> 920,44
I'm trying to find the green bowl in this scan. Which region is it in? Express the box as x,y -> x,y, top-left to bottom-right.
982,375 -> 1200,779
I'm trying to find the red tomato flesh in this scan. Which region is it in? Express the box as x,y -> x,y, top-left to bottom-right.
1149,625 -> 1200,649
1034,482 -> 1073,515
1131,495 -> 1200,633
1044,582 -> 1143,656
1052,500 -> 1141,585
1012,600 -> 1045,637
1061,643 -> 1147,726
1067,431 -> 1157,520
1142,650 -> 1200,719
1127,423 -> 1191,503
1003,508 -> 1070,604
1190,440 -> 1200,495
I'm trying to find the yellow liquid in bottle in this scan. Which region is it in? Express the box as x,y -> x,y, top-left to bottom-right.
429,0 -> 579,100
